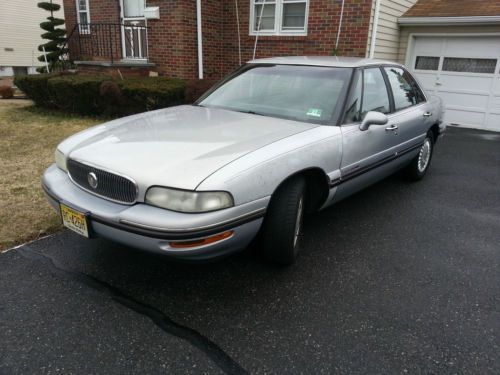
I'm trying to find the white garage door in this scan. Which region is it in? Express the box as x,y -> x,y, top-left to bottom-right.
409,36 -> 500,131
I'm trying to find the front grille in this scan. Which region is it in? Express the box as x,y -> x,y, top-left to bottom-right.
67,159 -> 137,204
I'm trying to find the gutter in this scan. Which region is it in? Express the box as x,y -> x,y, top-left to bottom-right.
368,0 -> 381,58
196,0 -> 203,79
398,16 -> 500,26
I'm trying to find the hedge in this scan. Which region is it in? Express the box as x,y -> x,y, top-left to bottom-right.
14,74 -> 188,116
14,74 -> 56,107
49,75 -> 112,114
119,77 -> 186,114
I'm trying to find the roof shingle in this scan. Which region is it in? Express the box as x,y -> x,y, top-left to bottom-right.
402,0 -> 500,18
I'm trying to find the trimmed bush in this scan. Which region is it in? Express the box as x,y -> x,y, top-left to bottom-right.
15,74 -> 188,116
118,77 -> 186,114
0,85 -> 14,99
37,1 -> 66,73
14,74 -> 55,106
48,75 -> 112,114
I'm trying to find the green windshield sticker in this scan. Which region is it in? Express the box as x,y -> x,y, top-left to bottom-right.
306,108 -> 322,118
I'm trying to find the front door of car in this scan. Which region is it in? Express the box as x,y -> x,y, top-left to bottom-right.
333,67 -> 401,202
383,66 -> 430,152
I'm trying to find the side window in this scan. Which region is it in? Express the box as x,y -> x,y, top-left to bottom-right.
343,68 -> 390,123
362,68 -> 390,116
344,70 -> 362,123
404,70 -> 426,104
384,67 -> 425,111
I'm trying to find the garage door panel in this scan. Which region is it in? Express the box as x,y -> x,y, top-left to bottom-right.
445,109 -> 485,127
439,74 -> 494,92
493,79 -> 500,94
414,37 -> 442,54
443,37 -> 500,56
490,96 -> 500,113
439,91 -> 489,110
486,114 -> 500,131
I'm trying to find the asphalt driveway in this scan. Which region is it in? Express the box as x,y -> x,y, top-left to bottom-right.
1,127 -> 499,374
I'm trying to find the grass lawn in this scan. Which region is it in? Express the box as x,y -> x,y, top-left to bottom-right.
0,100 -> 102,251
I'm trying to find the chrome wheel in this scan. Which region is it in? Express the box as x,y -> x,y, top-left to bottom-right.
417,138 -> 432,173
293,197 -> 304,248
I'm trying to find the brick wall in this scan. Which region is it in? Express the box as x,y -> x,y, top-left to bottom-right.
220,0 -> 373,76
145,1 -> 199,79
63,0 -> 77,37
63,0 -> 373,79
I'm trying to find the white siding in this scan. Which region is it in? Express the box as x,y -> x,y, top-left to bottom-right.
0,0 -> 64,69
366,0 -> 418,61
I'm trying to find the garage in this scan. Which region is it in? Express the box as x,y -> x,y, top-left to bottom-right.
408,36 -> 500,132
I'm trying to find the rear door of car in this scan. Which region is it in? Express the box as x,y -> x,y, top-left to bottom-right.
333,66 -> 401,202
382,66 -> 430,157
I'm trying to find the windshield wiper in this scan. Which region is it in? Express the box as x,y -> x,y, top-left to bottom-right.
233,109 -> 265,116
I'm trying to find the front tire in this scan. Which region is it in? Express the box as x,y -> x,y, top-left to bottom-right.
404,132 -> 434,181
261,176 -> 306,265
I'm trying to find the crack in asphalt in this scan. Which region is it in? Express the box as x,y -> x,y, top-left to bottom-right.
17,246 -> 248,375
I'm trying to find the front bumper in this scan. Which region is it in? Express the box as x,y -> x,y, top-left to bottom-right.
42,164 -> 267,260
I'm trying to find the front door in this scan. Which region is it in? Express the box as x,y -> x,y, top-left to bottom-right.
383,66 -> 429,150
334,67 -> 400,202
120,0 -> 147,59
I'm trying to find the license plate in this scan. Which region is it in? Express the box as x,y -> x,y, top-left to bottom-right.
60,203 -> 89,238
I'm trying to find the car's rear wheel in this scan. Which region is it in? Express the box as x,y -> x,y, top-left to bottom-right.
261,176 -> 306,265
404,131 -> 435,181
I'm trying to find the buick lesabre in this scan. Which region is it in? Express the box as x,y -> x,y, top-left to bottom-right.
42,56 -> 444,264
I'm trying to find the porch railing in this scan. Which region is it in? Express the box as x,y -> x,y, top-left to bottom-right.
64,23 -> 149,63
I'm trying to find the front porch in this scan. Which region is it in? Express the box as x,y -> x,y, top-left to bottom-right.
65,22 -> 155,76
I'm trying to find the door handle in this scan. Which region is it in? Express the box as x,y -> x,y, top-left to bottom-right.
423,112 -> 432,117
435,82 -> 442,86
385,124 -> 398,131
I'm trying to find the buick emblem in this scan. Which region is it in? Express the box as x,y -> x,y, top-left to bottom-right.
87,172 -> 98,189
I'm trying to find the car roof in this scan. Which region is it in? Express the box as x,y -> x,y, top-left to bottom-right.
247,56 -> 403,68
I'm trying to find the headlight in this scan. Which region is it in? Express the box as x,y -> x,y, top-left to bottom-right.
55,149 -> 67,172
145,187 -> 234,213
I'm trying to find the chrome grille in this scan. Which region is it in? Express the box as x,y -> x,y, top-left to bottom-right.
67,159 -> 137,204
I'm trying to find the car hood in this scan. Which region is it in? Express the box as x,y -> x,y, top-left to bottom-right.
63,105 -> 317,191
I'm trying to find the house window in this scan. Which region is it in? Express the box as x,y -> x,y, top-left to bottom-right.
76,0 -> 91,33
123,0 -> 145,18
250,0 -> 309,36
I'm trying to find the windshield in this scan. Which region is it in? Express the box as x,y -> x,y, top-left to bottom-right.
198,64 -> 352,124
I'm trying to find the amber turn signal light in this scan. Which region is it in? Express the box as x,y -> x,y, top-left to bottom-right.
169,230 -> 233,249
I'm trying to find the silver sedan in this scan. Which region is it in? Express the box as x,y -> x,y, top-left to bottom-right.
42,56 -> 445,264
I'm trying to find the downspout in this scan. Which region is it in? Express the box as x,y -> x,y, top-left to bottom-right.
253,0 -> 266,60
196,0 -> 203,79
335,0 -> 345,52
369,0 -> 381,58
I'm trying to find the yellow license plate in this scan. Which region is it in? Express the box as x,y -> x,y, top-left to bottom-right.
60,203 -> 89,238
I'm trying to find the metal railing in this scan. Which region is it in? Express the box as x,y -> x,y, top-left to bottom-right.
63,22 -> 149,63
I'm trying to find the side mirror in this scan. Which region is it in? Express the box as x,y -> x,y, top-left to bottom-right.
359,111 -> 389,131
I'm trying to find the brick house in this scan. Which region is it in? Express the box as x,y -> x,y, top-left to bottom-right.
62,0 -> 419,80
62,0 -> 500,131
